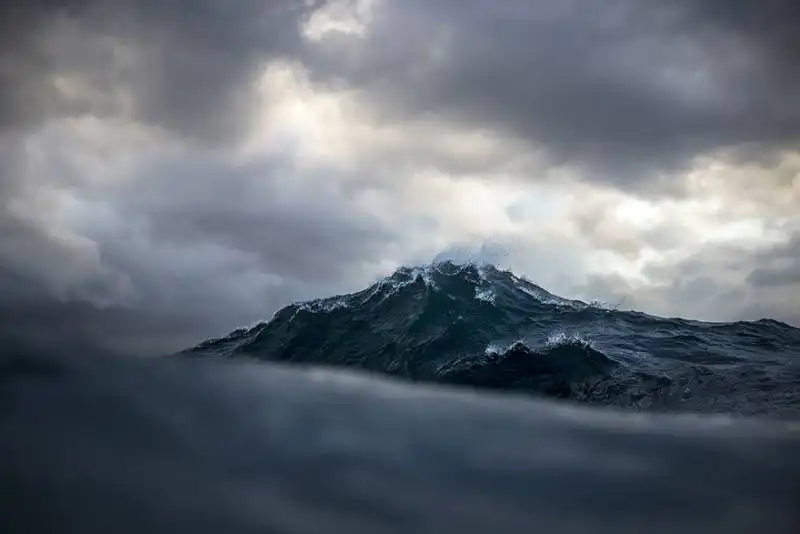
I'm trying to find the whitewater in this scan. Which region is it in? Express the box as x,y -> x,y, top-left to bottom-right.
3,261 -> 800,533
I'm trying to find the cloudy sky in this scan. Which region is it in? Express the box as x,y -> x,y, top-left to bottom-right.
1,0 -> 798,355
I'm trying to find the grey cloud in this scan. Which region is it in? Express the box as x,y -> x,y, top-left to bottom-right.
301,0 -> 800,188
568,198 -> 688,260
0,192 -> 134,308
746,233 -> 800,289
114,157 -> 394,282
0,141 -> 399,354
748,268 -> 800,288
0,297 -> 198,357
675,0 -> 800,83
0,207 -> 207,354
577,271 -> 752,325
0,133 -> 400,355
5,0 -> 798,174
1,0 -> 381,353
576,239 -> 800,327
1,0 -> 799,356
0,0 -> 325,140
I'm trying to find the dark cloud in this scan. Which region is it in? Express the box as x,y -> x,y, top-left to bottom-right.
677,0 -> 800,81
748,268 -> 800,289
0,139 -> 398,354
575,239 -> 800,327
1,0 -> 394,354
4,0 -> 798,177
0,298 -> 194,357
746,233 -> 800,289
1,0 -> 799,355
302,0 -> 800,188
0,0 -> 325,140
111,155 -> 394,282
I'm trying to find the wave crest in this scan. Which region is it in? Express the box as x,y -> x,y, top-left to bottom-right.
182,262 -> 800,416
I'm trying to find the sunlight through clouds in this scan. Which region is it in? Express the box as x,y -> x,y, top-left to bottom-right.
1,0 -> 799,353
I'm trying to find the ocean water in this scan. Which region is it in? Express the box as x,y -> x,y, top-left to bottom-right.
185,261 -> 800,418
4,261 -> 800,533
3,349 -> 800,533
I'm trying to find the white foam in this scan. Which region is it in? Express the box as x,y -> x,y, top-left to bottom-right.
513,278 -> 592,310
546,331 -> 592,347
484,339 -> 530,357
484,342 -> 505,356
293,297 -> 349,317
475,287 -> 496,304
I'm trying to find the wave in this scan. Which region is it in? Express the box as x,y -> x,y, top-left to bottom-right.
6,345 -> 800,533
436,337 -> 618,400
182,261 -> 800,417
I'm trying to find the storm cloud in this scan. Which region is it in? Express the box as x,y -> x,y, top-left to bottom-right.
301,0 -> 800,186
0,0 -> 798,354
0,0 -> 331,138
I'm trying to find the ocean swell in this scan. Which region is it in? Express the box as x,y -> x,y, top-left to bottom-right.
182,261 -> 800,417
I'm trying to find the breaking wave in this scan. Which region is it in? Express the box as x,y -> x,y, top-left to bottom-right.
184,261 -> 800,417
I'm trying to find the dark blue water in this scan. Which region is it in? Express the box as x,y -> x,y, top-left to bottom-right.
185,261 -> 800,417
3,349 -> 800,533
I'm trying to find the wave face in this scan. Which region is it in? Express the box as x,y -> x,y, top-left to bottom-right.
184,262 -> 800,417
